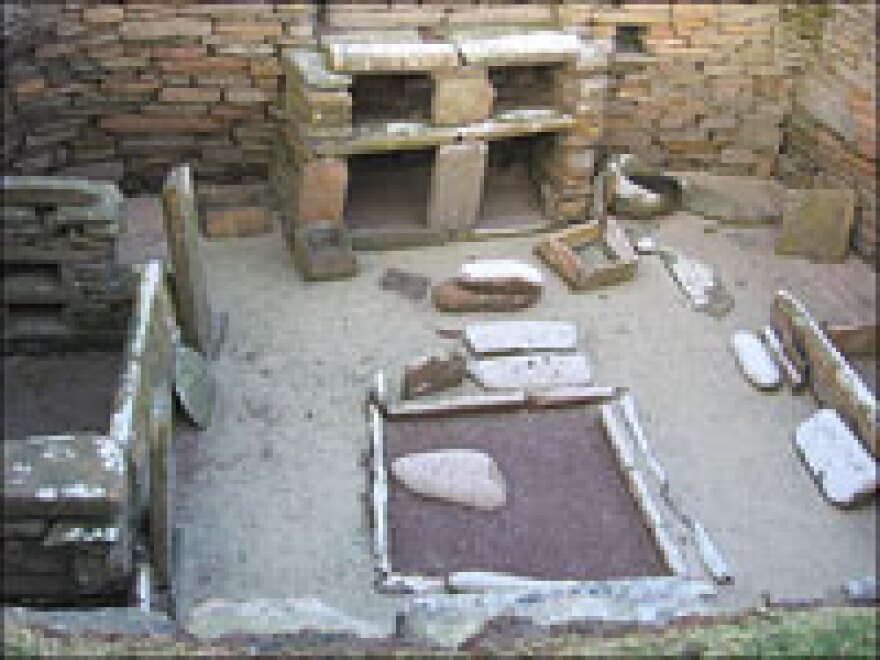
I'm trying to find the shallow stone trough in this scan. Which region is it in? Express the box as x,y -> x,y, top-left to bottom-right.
366,372 -> 729,646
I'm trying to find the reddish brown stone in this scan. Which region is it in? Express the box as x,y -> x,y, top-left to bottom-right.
402,352 -> 466,400
204,207 -> 274,238
431,280 -> 539,313
294,158 -> 348,226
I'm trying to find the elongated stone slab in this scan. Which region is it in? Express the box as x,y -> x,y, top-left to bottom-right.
730,331 -> 782,391
454,31 -> 581,66
324,40 -> 458,73
794,409 -> 878,507
468,354 -> 592,390
465,321 -> 578,355
761,326 -> 805,390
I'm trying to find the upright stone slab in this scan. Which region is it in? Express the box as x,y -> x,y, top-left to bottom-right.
775,188 -> 856,263
432,68 -> 493,126
162,165 -> 212,354
293,157 -> 348,226
428,142 -> 487,235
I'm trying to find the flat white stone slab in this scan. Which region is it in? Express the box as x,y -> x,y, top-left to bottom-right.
391,449 -> 506,511
730,331 -> 782,391
325,41 -> 459,73
468,354 -> 592,390
669,254 -> 715,309
465,321 -> 578,355
454,31 -> 582,66
795,409 -> 878,507
459,259 -> 543,290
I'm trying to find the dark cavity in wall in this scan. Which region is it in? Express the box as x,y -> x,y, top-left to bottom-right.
345,149 -> 433,229
351,74 -> 433,126
479,135 -> 551,229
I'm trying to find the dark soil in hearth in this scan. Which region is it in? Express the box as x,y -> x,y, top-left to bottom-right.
384,406 -> 670,580
3,351 -> 124,439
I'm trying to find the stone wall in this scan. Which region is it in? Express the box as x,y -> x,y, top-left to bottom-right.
2,1 -> 315,193
777,2 -> 877,260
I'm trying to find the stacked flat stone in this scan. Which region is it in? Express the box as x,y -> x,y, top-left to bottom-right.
1,176 -> 135,352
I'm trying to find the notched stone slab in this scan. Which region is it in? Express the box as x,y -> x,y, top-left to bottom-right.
795,409 -> 878,507
465,321 -> 578,355
468,353 -> 592,390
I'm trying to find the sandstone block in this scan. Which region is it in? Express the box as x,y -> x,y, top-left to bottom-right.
432,68 -> 493,126
431,280 -> 539,313
83,6 -> 124,24
293,158 -> 348,226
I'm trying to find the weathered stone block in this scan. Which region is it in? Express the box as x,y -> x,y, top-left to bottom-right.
205,207 -> 275,238
293,157 -> 348,226
427,142 -> 487,235
775,188 -> 856,263
432,68 -> 493,126
293,223 -> 357,281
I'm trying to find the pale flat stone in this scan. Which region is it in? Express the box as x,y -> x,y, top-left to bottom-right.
391,450 -> 506,511
458,259 -> 543,294
795,409 -> 878,507
465,321 -> 578,355
730,331 -> 782,391
775,188 -> 856,263
468,354 -> 592,390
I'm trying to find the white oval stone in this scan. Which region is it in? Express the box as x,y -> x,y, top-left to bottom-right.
390,449 -> 506,511
730,331 -> 782,390
795,409 -> 878,507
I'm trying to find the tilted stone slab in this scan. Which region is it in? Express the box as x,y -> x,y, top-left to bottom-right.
3,434 -> 125,522
465,321 -> 578,355
730,331 -> 782,391
454,31 -> 581,66
774,290 -> 877,457
795,409 -> 878,507
468,354 -> 592,390
324,40 -> 459,73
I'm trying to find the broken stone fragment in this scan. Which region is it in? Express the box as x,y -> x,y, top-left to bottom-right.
431,280 -> 539,313
794,409 -> 878,507
456,259 -> 543,296
730,331 -> 782,391
391,449 -> 506,511
468,353 -> 592,390
402,352 -> 466,400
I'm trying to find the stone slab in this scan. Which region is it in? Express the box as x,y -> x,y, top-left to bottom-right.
432,68 -> 493,126
468,354 -> 592,390
730,331 -> 782,391
427,142 -> 487,235
432,280 -> 539,313
174,344 -> 215,430
775,188 -> 856,263
794,409 -> 878,507
676,172 -> 785,225
453,31 -> 581,66
324,40 -> 458,74
390,449 -> 507,511
458,259 -> 544,294
465,321 -> 578,355
293,157 -> 348,226
402,352 -> 466,400
293,224 -> 357,282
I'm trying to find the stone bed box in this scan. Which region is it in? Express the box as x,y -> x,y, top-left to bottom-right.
2,177 -> 177,607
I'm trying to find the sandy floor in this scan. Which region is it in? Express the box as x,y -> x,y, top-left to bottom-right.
173,211 -> 876,631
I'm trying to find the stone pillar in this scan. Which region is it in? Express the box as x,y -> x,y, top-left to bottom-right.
432,67 -> 493,126
292,156 -> 349,228
428,141 -> 488,236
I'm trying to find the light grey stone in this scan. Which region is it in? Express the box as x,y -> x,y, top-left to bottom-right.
794,409 -> 878,507
390,449 -> 506,511
185,598 -> 384,639
468,354 -> 592,390
730,331 -> 782,391
465,321 -> 578,355
174,344 -> 215,430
